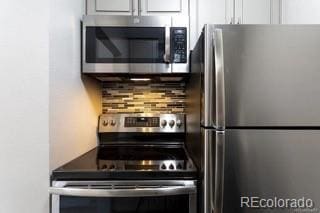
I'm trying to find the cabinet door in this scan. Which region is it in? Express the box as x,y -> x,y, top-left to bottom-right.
236,0 -> 272,24
233,0 -> 281,24
140,0 -> 188,16
192,0 -> 226,48
282,0 -> 320,24
225,0 -> 235,24
87,0 -> 138,15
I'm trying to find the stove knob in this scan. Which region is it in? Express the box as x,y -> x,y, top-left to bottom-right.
110,120 -> 116,126
109,164 -> 116,170
176,120 -> 182,128
161,164 -> 167,170
101,165 -> 108,170
102,120 -> 108,126
169,164 -> 174,170
177,163 -> 182,170
169,120 -> 175,128
161,120 -> 167,128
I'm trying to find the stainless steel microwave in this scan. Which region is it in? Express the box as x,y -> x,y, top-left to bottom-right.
82,15 -> 189,75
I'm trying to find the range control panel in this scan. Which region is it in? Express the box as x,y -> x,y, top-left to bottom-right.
171,27 -> 187,63
99,114 -> 185,133
124,117 -> 160,127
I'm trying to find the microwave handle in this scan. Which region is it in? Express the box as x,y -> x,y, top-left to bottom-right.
163,26 -> 171,63
49,185 -> 196,198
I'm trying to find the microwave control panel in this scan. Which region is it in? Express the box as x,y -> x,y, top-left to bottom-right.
171,27 -> 187,63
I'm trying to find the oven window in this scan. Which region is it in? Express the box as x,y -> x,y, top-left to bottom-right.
60,195 -> 189,213
86,27 -> 165,63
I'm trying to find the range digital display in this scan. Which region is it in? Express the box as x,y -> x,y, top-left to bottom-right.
125,117 -> 160,127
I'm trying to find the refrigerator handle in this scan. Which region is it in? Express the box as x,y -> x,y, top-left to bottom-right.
213,29 -> 225,130
204,130 -> 212,213
211,131 -> 225,213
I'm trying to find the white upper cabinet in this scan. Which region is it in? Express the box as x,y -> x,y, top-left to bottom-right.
281,0 -> 320,24
96,0 -> 131,12
87,0 -> 188,16
197,0 -> 226,26
191,0 -> 226,48
237,0 -> 271,24
226,0 -> 281,24
87,0 -> 138,15
140,0 -> 188,16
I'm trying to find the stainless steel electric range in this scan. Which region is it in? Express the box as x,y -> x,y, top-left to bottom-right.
50,113 -> 197,213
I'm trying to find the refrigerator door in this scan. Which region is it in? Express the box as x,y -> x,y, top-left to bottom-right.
201,129 -> 225,213
189,25 -> 225,129
208,25 -> 320,127
223,129 -> 320,213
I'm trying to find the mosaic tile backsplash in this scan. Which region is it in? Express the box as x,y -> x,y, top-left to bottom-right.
102,82 -> 186,114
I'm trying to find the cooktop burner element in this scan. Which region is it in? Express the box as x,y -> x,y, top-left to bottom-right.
97,145 -> 192,171
54,145 -> 195,173
97,145 -> 187,161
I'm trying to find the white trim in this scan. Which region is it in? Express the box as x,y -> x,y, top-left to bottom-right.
280,0 -> 283,24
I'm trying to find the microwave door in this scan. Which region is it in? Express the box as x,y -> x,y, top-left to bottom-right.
129,26 -> 171,74
95,28 -> 121,58
84,26 -> 171,74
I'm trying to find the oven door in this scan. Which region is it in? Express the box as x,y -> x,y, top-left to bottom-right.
50,180 -> 197,213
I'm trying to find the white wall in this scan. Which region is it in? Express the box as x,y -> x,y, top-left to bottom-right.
282,0 -> 320,23
49,0 -> 101,170
0,0 -> 49,212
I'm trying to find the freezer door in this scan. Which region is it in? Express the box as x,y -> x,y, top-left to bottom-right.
212,25 -> 320,127
223,129 -> 320,213
201,129 -> 225,213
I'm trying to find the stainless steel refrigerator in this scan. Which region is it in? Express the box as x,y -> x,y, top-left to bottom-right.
187,25 -> 320,213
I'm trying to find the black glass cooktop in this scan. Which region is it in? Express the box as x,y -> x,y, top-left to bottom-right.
55,145 -> 187,172
51,145 -> 197,180
97,146 -> 188,161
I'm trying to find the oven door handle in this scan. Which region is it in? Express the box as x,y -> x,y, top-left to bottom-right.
49,185 -> 196,197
